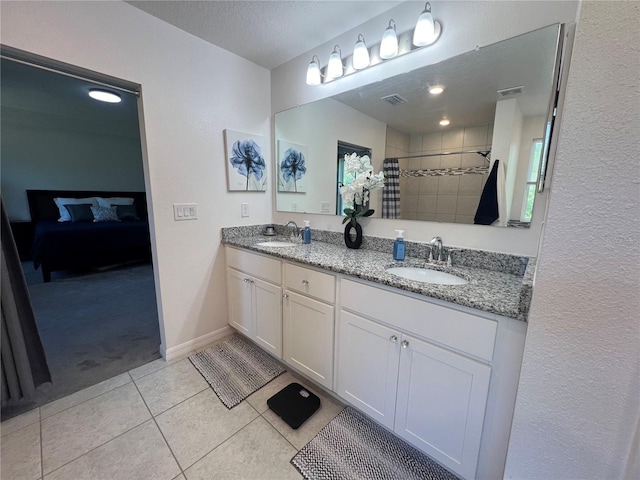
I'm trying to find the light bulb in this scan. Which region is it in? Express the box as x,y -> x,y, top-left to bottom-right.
353,34 -> 370,70
306,56 -> 321,86
88,89 -> 121,103
429,85 -> 444,95
327,45 -> 343,80
439,118 -> 450,126
413,2 -> 435,47
380,20 -> 398,60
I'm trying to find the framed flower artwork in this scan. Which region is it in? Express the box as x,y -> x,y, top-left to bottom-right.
278,140 -> 308,193
224,129 -> 268,191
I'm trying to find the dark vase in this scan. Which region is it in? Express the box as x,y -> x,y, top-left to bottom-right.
344,220 -> 363,249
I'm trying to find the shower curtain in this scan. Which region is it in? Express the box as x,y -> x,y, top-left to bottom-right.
1,199 -> 51,408
382,158 -> 400,219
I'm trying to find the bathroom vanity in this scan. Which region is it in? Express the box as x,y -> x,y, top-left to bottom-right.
222,226 -> 532,480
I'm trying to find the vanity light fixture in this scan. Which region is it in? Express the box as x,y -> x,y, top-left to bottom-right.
413,2 -> 442,47
327,45 -> 344,80
429,85 -> 445,95
439,117 -> 450,126
352,35 -> 371,70
88,89 -> 121,103
380,20 -> 398,60
305,5 -> 443,86
305,55 -> 322,86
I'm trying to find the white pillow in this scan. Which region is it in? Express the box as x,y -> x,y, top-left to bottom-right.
97,197 -> 135,208
54,197 -> 99,222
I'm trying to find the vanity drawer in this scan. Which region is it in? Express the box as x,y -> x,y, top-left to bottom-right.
341,279 -> 496,362
226,247 -> 282,284
284,263 -> 335,304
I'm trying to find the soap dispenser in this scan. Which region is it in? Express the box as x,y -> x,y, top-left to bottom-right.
303,220 -> 311,244
393,230 -> 406,261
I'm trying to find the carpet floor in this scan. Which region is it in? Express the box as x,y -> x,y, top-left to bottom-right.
1,262 -> 161,420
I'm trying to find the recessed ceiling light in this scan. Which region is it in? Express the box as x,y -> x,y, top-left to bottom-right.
429,85 -> 444,95
89,89 -> 121,103
439,118 -> 450,126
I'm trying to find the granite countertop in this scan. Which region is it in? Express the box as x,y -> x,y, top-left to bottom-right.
222,228 -> 533,322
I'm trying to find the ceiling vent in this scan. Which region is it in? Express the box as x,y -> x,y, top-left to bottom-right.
381,94 -> 408,105
497,86 -> 525,98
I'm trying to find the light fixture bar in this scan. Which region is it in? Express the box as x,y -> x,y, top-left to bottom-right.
306,3 -> 442,86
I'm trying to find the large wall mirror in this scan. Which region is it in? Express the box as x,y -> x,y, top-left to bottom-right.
275,24 -> 562,228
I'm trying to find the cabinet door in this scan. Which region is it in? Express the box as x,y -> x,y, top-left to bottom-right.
337,311 -> 400,429
395,334 -> 491,480
253,276 -> 283,358
283,290 -> 334,389
227,268 -> 253,336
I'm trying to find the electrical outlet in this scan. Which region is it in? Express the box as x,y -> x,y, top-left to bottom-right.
291,202 -> 297,212
241,203 -> 249,217
173,203 -> 197,220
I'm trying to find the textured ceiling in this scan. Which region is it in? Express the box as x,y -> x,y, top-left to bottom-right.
126,1 -> 402,69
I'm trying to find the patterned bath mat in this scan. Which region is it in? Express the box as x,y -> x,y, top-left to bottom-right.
291,406 -> 460,480
189,334 -> 286,408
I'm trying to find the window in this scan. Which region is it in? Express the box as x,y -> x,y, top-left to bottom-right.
336,141 -> 371,215
521,139 -> 543,222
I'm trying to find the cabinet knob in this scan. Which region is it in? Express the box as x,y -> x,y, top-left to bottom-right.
283,293 -> 289,299
390,335 -> 398,343
401,340 -> 409,349
302,280 -> 309,286
243,278 -> 249,283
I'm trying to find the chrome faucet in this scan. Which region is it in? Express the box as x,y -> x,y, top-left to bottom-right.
284,220 -> 300,239
430,236 -> 443,262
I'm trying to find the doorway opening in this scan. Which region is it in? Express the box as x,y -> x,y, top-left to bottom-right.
0,49 -> 162,420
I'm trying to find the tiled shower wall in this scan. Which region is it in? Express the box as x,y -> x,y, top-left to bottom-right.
398,124 -> 493,223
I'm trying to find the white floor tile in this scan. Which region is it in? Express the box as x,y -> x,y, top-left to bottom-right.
43,420 -> 180,480
41,382 -> 151,474
134,359 -> 208,415
184,417 -> 301,480
128,351 -> 196,381
0,421 -> 41,480
156,389 -> 258,469
262,382 -> 344,450
41,372 -> 131,419
246,371 -> 298,414
1,407 -> 40,437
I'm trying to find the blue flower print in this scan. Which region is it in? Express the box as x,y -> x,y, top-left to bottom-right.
230,140 -> 266,190
280,148 -> 307,192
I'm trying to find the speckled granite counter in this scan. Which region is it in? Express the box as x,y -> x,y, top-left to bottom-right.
222,225 -> 534,322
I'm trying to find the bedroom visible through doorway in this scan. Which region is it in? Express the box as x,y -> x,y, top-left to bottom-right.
0,51 -> 161,420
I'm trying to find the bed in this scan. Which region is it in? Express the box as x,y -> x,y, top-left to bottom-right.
27,190 -> 152,282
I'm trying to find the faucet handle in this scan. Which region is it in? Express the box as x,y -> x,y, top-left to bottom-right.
446,248 -> 461,268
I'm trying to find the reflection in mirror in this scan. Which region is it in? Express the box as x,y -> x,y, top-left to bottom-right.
275,24 -> 562,228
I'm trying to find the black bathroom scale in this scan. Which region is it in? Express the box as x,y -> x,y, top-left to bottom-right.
267,382 -> 321,429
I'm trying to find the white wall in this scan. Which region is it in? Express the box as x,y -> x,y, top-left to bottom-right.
505,2 -> 640,478
0,1 -> 272,355
275,98 -> 386,216
271,1 -> 579,256
1,105 -> 145,221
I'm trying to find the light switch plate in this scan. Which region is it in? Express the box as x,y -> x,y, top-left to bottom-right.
173,203 -> 197,221
241,203 -> 249,217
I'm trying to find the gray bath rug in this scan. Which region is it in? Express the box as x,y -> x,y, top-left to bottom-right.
291,406 -> 460,480
189,334 -> 286,408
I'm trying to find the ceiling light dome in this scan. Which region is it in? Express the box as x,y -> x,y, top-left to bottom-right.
429,85 -> 445,95
89,89 -> 121,103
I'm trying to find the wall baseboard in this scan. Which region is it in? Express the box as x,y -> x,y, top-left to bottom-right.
161,325 -> 234,361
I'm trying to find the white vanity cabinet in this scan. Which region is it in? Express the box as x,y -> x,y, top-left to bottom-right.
226,247 -> 283,358
338,279 -> 496,480
282,263 -> 336,389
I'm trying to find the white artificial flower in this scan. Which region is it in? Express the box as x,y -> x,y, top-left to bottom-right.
340,153 -> 386,209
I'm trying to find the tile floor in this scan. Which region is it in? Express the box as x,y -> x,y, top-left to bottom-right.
0,345 -> 344,480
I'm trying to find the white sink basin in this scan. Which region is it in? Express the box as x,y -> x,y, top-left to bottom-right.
256,241 -> 297,247
386,267 -> 468,285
